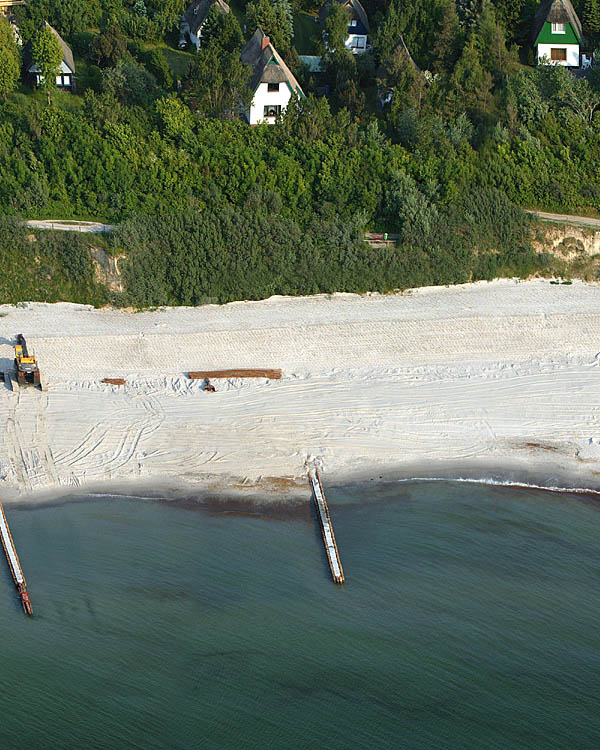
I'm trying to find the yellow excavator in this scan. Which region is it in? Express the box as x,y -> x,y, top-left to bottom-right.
14,334 -> 40,387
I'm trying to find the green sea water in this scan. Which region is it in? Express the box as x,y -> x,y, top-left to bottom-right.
1,480 -> 600,749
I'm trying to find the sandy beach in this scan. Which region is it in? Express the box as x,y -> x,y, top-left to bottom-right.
1,278 -> 600,501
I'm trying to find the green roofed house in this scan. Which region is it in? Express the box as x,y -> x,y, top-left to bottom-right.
532,0 -> 582,67
240,28 -> 305,125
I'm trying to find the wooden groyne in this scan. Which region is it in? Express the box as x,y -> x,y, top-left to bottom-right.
309,467 -> 344,584
0,501 -> 32,616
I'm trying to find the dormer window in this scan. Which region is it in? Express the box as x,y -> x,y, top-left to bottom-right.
551,22 -> 565,33
349,19 -> 357,26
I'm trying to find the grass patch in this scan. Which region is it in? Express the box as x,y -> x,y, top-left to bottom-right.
134,39 -> 196,79
227,0 -> 247,30
294,12 -> 321,55
162,47 -> 196,78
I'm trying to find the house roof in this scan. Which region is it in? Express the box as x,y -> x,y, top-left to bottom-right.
318,0 -> 370,34
183,0 -> 230,36
241,28 -> 304,96
532,0 -> 582,43
23,21 -> 75,73
299,55 -> 327,73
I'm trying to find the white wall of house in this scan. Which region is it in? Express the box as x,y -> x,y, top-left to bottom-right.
537,43 -> 579,67
345,33 -> 367,53
190,22 -> 206,49
247,81 -> 293,125
179,19 -> 203,49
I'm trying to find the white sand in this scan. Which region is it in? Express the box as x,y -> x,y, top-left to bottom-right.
1,278 -> 600,500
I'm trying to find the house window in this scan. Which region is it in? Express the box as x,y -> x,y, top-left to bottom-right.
349,19 -> 357,26
264,105 -> 282,118
351,37 -> 366,49
267,83 -> 279,92
551,22 -> 566,33
550,47 -> 567,61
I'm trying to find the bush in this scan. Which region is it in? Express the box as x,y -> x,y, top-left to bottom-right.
0,217 -> 107,305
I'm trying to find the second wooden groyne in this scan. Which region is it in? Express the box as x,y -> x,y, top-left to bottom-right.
309,467 -> 344,584
0,501 -> 32,616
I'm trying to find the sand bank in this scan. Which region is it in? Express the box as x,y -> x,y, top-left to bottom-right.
1,278 -> 600,502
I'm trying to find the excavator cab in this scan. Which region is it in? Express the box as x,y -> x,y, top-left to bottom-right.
14,334 -> 40,387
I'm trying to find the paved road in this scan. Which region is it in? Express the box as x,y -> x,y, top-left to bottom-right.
526,210 -> 600,228
24,220 -> 114,233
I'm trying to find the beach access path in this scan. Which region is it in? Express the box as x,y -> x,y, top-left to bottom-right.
0,278 -> 600,497
525,211 -> 600,228
23,212 -> 600,236
23,220 -> 114,233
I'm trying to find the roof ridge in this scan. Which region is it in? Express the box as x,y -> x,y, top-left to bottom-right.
532,0 -> 582,44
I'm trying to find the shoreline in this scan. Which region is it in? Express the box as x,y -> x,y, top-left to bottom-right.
3,456 -> 600,510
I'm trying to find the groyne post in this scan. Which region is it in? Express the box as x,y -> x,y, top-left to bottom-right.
0,501 -> 33,616
308,466 -> 345,584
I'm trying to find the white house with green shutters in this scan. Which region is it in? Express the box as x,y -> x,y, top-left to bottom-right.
532,0 -> 582,67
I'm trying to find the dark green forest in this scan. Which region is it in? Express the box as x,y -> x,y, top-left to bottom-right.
0,0 -> 598,305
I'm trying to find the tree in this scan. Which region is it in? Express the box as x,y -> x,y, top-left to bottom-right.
508,69 -> 548,128
431,0 -> 461,73
155,96 -> 194,140
324,2 -> 350,53
383,171 -> 439,241
246,0 -> 293,50
32,25 -> 63,103
145,48 -> 173,89
279,93 -> 334,141
273,0 -> 294,33
0,17 -> 20,100
378,46 -> 428,115
374,1 -> 405,60
474,1 -> 514,82
202,5 -> 244,52
183,46 -> 252,117
15,0 -> 100,43
90,25 -> 126,68
374,0 -> 463,71
328,49 -> 366,118
447,36 -> 493,118
557,76 -> 600,125
147,0 -> 182,37
583,0 -> 600,34
493,0 -> 525,43
456,0 -> 481,30
102,59 -> 160,106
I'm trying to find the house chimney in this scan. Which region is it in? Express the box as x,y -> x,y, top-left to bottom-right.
261,35 -> 270,51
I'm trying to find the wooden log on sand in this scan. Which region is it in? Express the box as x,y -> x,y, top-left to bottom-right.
188,369 -> 282,380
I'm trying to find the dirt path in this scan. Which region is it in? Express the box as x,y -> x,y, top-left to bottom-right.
23,220 -> 114,234
526,210 -> 600,228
